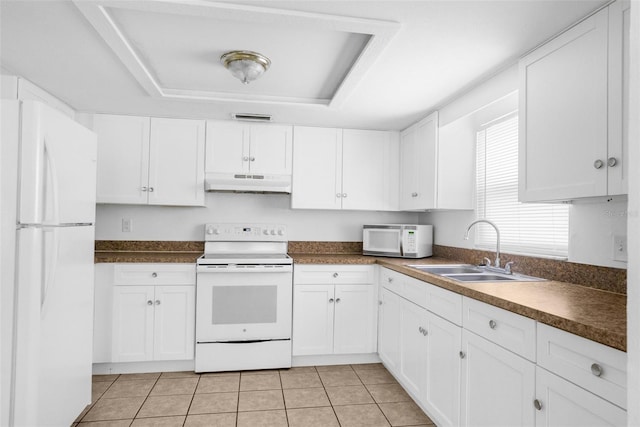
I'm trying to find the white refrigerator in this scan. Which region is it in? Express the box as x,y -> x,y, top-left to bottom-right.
1,100 -> 97,426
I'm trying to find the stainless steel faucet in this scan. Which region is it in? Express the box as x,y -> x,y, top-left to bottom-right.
464,219 -> 501,269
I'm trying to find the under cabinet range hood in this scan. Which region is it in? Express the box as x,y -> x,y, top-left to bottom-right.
205,173 -> 291,193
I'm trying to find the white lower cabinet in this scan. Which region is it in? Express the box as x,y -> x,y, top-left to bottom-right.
94,264 -> 196,364
535,367 -> 626,427
292,265 -> 377,356
399,299 -> 429,398
460,329 -> 536,427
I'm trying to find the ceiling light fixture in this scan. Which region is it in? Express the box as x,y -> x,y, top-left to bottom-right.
220,50 -> 271,85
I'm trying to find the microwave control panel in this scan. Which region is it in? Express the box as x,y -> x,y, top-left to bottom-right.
404,229 -> 417,253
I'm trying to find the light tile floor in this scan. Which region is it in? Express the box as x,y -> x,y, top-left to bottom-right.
74,363 -> 435,426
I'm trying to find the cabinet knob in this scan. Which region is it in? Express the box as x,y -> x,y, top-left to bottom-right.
329,298 -> 334,303
388,277 -> 393,283
342,193 -> 347,198
333,272 -> 339,278
534,399 -> 543,410
147,300 -> 153,306
142,186 -> 148,192
411,192 -> 418,197
148,187 -> 154,192
489,319 -> 497,329
593,159 -> 604,169
155,299 -> 161,305
250,157 -> 255,162
418,326 -> 423,334
335,298 -> 341,303
459,351 -> 465,359
379,300 -> 383,305
336,193 -> 342,198
607,157 -> 618,167
152,272 -> 158,278
591,363 -> 603,377
243,156 -> 249,161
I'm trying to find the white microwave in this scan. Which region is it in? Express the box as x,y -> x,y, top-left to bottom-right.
363,224 -> 433,258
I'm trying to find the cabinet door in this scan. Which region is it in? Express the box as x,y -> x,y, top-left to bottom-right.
112,286 -> 155,362
292,285 -> 335,356
291,126 -> 342,210
424,312 -> 462,427
205,121 -> 248,174
399,298 -> 428,399
519,8 -> 609,201
249,124 -> 292,175
148,118 -> 205,206
460,330 -> 535,427
535,367 -> 626,427
400,113 -> 437,210
93,114 -> 150,204
153,285 -> 195,361
333,285 -> 377,354
341,129 -> 393,210
378,288 -> 402,373
607,0 -> 630,196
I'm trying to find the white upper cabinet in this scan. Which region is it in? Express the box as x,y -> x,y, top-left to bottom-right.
400,111 -> 473,211
205,120 -> 292,175
292,126 -> 399,211
93,114 -> 205,206
149,118 -> 205,206
519,1 -> 629,202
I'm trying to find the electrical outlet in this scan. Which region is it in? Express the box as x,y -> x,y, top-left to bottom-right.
612,235 -> 627,262
122,218 -> 132,233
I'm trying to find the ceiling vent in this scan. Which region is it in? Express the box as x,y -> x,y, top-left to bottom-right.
232,113 -> 272,122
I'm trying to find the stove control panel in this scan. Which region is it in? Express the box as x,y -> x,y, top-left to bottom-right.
204,223 -> 287,241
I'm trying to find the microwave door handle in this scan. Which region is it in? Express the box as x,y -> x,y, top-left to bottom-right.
399,230 -> 404,256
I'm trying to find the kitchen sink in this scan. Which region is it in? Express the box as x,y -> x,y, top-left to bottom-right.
408,264 -> 482,275
406,264 -> 544,283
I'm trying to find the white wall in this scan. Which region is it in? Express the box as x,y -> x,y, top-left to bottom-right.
626,0 -> 639,422
95,193 -> 419,241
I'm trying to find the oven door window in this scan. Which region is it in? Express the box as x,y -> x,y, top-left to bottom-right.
212,285 -> 277,324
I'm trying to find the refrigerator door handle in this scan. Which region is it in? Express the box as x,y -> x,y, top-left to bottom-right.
43,138 -> 60,225
41,227 -> 59,311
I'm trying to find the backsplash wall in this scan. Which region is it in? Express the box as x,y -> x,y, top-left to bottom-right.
95,192 -> 418,242
420,198 -> 628,269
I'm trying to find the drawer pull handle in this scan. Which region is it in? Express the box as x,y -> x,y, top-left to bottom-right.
591,363 -> 603,377
333,272 -> 339,278
152,272 -> 158,278
147,300 -> 153,306
459,351 -> 465,359
489,319 -> 497,329
534,399 -> 543,410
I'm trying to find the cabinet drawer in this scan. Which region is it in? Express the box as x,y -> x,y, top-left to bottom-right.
114,264 -> 196,286
537,323 -> 627,409
295,265 -> 375,285
402,276 -> 428,309
379,267 -> 402,295
426,282 -> 462,326
462,297 -> 536,361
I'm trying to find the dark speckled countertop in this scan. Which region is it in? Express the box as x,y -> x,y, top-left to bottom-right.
95,240 -> 626,351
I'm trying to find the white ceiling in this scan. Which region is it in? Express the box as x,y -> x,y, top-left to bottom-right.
0,0 -> 608,130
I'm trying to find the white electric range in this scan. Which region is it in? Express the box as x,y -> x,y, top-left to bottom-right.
195,223 -> 293,372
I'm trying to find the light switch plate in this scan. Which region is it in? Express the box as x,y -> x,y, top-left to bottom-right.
612,235 -> 627,262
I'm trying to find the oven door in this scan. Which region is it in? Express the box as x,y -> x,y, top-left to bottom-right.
196,265 -> 292,342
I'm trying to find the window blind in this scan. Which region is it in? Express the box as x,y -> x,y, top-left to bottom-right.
475,114 -> 569,257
